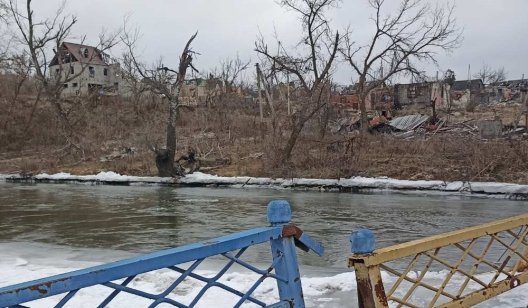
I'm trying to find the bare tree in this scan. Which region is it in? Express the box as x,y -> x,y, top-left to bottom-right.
122,24 -> 198,177
1,53 -> 32,129
219,54 -> 251,92
7,0 -> 120,152
121,52 -> 149,116
474,64 -> 507,85
341,0 -> 462,130
255,0 -> 340,163
0,0 -> 8,26
203,54 -> 250,107
0,0 -> 12,64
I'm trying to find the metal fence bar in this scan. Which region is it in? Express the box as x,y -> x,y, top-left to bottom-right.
348,213 -> 528,308
438,271 -> 528,308
221,252 -> 286,282
167,266 -> 268,307
351,214 -> 528,267
454,237 -> 494,298
428,240 -> 477,307
0,199 -> 324,307
97,275 -> 136,308
55,289 -> 79,308
268,200 -> 306,308
0,227 -> 281,307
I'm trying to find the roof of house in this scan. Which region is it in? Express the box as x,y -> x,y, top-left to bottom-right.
49,42 -> 106,66
394,81 -> 442,89
490,79 -> 528,88
451,79 -> 483,91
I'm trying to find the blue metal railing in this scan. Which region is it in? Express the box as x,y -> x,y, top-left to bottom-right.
0,200 -> 323,308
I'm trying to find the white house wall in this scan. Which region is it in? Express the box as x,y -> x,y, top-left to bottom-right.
50,62 -> 123,96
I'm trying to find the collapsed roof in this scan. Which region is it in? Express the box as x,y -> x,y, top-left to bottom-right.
49,42 -> 108,67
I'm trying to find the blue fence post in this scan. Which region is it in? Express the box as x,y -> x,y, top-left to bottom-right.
349,229 -> 389,308
350,229 -> 376,255
267,200 -> 305,308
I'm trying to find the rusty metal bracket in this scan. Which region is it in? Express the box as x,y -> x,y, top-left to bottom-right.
282,224 -> 324,257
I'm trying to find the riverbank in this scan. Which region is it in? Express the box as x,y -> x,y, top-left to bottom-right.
2,97 -> 528,185
2,171 -> 528,200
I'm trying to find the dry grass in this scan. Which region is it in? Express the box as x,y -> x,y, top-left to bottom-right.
1,82 -> 527,184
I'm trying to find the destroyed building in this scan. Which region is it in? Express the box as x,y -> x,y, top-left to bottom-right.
330,94 -> 359,109
330,83 -> 392,111
394,81 -> 449,110
450,79 -> 485,106
180,78 -> 210,105
49,42 -> 122,96
488,79 -> 528,103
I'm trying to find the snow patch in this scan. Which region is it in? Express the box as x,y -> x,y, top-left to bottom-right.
2,171 -> 528,199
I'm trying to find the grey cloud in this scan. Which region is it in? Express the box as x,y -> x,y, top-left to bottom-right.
31,0 -> 527,83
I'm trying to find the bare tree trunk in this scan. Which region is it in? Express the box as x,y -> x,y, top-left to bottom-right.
282,121 -> 303,163
166,99 -> 178,163
255,0 -> 340,164
318,102 -> 329,139
359,94 -> 369,132
155,98 -> 183,177
122,29 -> 198,177
22,87 -> 42,135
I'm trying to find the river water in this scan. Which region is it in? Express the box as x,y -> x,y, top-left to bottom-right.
0,183 -> 527,307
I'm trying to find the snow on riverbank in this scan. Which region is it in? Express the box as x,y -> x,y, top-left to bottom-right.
0,242 -> 355,307
0,242 -> 526,307
1,171 -> 528,199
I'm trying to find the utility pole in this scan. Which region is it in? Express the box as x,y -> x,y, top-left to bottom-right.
468,64 -> 471,104
256,63 -> 263,123
519,73 -> 528,127
523,88 -> 528,129
287,73 -> 291,116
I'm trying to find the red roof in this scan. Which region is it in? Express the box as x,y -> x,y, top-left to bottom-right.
50,42 -> 106,66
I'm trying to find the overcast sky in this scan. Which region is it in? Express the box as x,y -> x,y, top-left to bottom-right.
31,0 -> 528,84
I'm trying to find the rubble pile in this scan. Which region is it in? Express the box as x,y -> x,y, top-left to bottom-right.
333,113 -> 528,140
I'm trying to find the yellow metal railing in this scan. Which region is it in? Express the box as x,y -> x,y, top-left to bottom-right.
349,214 -> 528,308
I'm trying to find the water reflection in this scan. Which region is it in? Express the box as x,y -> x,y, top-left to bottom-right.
0,183 -> 526,267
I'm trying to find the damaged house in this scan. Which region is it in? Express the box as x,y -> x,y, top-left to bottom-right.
394,81 -> 449,110
489,79 -> 528,103
450,79 -> 484,106
330,83 -> 392,111
49,42 -> 122,96
394,79 -> 485,111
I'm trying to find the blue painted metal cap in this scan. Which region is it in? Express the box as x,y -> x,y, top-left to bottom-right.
350,229 -> 376,254
267,200 -> 292,226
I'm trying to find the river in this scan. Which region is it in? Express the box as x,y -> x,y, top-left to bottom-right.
0,183 -> 527,307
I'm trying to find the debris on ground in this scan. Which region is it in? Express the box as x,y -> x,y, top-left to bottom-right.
99,147 -> 137,162
388,114 -> 430,131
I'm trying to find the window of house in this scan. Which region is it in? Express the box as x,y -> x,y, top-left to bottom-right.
89,66 -> 95,78
103,68 -> 108,76
83,48 -> 89,58
55,68 -> 60,74
63,84 -> 68,88
72,83 -> 78,87
70,66 -> 74,74
114,82 -> 119,90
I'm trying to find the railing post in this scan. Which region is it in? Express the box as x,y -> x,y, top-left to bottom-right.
350,229 -> 389,308
267,200 -> 305,307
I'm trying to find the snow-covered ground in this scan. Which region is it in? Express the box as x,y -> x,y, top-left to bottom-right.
1,243 -> 526,307
2,171 -> 528,199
